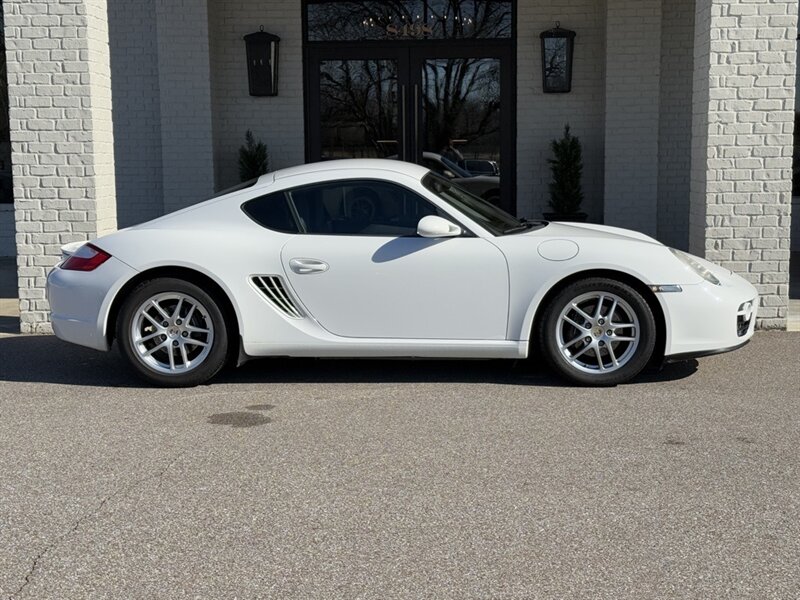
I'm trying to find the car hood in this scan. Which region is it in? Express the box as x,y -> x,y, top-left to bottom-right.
531,221 -> 662,246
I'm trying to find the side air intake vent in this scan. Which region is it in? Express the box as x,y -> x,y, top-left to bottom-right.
251,275 -> 304,319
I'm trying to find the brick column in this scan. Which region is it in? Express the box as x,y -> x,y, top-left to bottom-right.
603,0 -> 662,236
3,0 -> 117,333
690,0 -> 797,330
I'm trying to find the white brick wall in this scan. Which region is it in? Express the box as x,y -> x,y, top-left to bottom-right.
108,0 -> 163,227
657,0 -> 694,249
690,0 -> 797,329
3,0 -> 118,333
208,0 -> 305,191
604,0 -> 661,236
155,0 -> 215,211
516,0 -> 606,220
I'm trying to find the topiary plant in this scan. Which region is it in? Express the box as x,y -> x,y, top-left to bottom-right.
238,130 -> 269,182
547,124 -> 585,217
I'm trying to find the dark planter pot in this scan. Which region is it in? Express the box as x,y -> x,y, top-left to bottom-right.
543,212 -> 588,222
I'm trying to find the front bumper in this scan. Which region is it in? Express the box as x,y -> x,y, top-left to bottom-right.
660,270 -> 758,360
46,256 -> 138,351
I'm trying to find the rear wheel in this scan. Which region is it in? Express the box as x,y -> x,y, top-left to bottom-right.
117,278 -> 229,387
537,278 -> 656,386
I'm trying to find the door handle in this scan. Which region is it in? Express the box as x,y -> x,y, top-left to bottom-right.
289,258 -> 329,275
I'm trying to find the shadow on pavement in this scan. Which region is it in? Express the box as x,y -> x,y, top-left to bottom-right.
0,315 -> 19,334
0,334 -> 699,388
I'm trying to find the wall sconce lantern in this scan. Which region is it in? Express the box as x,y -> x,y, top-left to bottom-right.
540,22 -> 576,93
244,26 -> 280,96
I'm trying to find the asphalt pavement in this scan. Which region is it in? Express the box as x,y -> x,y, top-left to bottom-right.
0,332 -> 798,599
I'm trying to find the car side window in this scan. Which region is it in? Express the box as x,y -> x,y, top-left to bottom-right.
287,180 -> 446,236
241,191 -> 299,233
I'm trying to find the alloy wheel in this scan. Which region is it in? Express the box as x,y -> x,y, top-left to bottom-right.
130,292 -> 215,374
555,292 -> 640,374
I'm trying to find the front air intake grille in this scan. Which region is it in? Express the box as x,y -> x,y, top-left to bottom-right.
736,300 -> 755,337
251,275 -> 304,319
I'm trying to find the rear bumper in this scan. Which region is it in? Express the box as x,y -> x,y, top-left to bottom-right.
47,257 -> 137,351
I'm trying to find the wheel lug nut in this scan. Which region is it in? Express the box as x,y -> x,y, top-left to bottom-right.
607,330 -> 613,336
176,319 -> 182,325
598,318 -> 605,325
599,341 -> 605,347
182,331 -> 188,337
585,337 -> 592,343
172,340 -> 179,347
162,321 -> 168,327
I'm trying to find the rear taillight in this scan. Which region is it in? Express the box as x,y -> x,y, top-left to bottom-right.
61,243 -> 112,271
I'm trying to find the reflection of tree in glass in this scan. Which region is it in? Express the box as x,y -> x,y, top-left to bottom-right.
423,58 -> 501,155
319,60 -> 398,157
307,0 -> 511,41
429,0 -> 511,39
543,38 -> 568,87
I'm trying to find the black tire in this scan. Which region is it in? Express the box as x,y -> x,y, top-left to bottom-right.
116,278 -> 229,387
537,278 -> 656,386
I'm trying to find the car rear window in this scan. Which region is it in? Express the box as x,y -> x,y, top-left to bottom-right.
241,192 -> 299,233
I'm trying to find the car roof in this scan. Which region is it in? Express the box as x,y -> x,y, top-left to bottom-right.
268,159 -> 430,182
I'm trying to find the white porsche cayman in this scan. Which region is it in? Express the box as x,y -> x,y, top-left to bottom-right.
47,160 -> 758,387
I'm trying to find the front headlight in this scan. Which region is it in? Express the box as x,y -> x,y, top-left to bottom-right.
669,248 -> 721,286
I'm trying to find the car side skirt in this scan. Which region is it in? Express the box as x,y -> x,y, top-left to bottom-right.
243,340 -> 527,360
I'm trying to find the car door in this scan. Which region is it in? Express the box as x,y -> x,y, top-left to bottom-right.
279,178 -> 509,340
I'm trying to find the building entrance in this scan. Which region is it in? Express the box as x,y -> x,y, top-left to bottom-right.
303,0 -> 516,212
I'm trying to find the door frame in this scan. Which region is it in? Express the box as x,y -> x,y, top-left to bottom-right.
302,23 -> 517,213
305,45 -> 411,163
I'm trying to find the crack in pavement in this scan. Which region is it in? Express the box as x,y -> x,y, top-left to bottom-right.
7,451 -> 186,600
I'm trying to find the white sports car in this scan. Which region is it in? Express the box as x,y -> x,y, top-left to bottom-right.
46,160 -> 757,387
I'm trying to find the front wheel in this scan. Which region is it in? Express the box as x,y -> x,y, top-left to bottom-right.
116,278 -> 229,387
537,278 -> 656,386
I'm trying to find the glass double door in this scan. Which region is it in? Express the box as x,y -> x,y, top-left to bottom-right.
306,44 -> 514,212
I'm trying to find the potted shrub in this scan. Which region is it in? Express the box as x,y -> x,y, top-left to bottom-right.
543,124 -> 587,222
238,130 -> 269,182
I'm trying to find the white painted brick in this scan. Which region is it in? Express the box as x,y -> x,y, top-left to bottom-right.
2,0 -> 118,332
690,0 -> 797,330
207,0 -> 306,193
657,0 -> 695,249
604,0 -> 661,236
106,0 -> 164,226
515,0 -> 606,220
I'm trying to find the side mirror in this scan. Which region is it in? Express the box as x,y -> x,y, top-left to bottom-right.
417,215 -> 462,238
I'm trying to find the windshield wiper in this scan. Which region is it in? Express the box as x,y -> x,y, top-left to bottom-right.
502,218 -> 547,235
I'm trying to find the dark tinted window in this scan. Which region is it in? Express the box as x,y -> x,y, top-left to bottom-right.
287,180 -> 444,236
242,192 -> 299,233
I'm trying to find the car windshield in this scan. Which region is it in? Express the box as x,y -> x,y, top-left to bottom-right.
422,173 -> 546,236
438,155 -> 473,178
